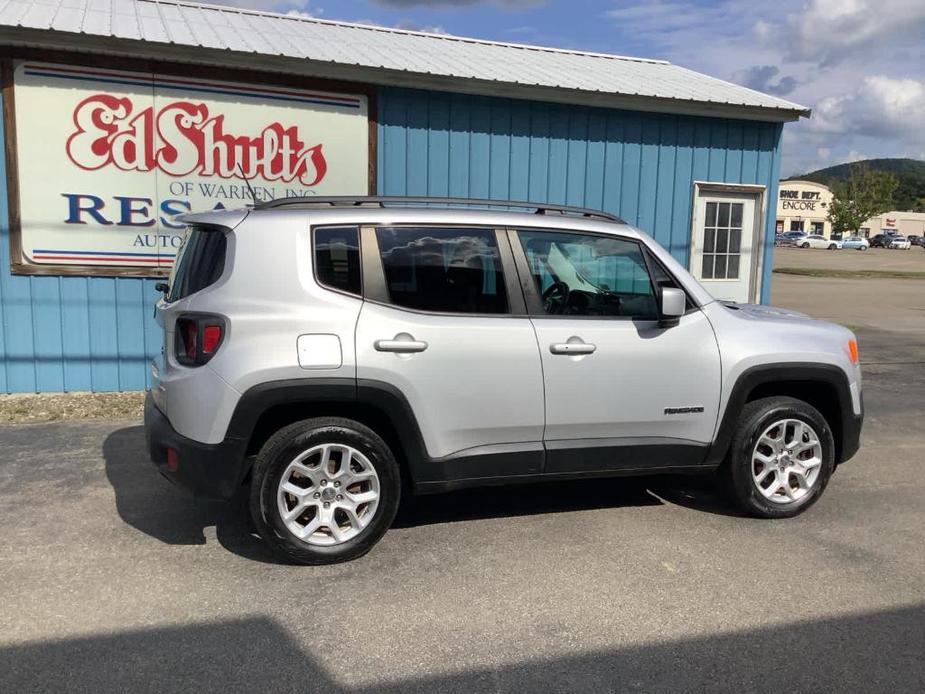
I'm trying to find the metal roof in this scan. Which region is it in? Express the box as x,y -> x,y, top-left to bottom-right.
0,0 -> 810,121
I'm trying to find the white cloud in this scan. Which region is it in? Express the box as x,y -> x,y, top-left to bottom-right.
783,0 -> 925,67
809,76 -> 925,138
603,0 -> 925,176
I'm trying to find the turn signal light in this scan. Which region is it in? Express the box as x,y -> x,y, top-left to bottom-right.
847,339 -> 859,365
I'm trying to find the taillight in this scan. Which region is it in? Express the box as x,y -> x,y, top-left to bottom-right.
202,325 -> 222,354
175,314 -> 225,366
183,321 -> 197,360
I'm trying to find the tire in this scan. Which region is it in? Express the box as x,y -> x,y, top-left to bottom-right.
250,417 -> 400,565
721,396 -> 835,519
801,242 -> 810,248
859,246 -> 867,251
828,244 -> 837,250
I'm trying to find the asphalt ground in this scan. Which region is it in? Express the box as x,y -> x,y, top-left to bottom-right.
2,268 -> 924,693
775,244 -> 925,272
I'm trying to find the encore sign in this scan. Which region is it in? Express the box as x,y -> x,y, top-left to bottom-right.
11,62 -> 369,273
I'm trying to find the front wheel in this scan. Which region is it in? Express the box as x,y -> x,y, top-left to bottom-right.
828,243 -> 837,250
721,397 -> 835,518
250,417 -> 400,564
801,242 -> 810,248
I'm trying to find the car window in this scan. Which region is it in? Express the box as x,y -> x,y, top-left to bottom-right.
314,226 -> 361,295
167,226 -> 227,302
375,227 -> 508,314
517,230 -> 658,318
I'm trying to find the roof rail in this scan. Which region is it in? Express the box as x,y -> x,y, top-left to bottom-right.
251,196 -> 623,223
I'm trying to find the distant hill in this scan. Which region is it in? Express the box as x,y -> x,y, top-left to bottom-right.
787,158 -> 925,212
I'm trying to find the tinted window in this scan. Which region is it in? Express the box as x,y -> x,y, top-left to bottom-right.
314,227 -> 361,295
168,226 -> 227,302
375,227 -> 508,314
518,230 -> 658,318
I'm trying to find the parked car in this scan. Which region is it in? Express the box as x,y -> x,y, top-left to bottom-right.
841,237 -> 870,251
145,196 -> 863,564
908,235 -> 924,247
800,234 -> 842,250
870,233 -> 894,248
778,231 -> 807,247
889,236 -> 912,250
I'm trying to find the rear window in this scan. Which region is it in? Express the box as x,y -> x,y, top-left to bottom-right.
167,226 -> 227,302
314,227 -> 361,296
375,227 -> 508,314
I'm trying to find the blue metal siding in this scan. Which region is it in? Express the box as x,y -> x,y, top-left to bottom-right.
380,88 -> 781,280
0,86 -> 783,393
0,92 -> 163,393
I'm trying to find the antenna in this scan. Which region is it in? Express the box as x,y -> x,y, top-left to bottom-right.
237,163 -> 259,203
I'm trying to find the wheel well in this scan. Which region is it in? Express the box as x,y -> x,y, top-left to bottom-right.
746,380 -> 844,462
246,400 -> 407,462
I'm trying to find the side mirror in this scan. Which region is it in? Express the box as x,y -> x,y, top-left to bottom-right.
155,282 -> 170,298
659,287 -> 686,328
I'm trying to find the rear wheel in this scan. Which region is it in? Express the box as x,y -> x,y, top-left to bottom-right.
721,397 -> 835,518
801,242 -> 810,248
250,417 -> 400,564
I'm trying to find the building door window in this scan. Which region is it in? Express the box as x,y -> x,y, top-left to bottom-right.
790,220 -> 804,232
690,187 -> 761,303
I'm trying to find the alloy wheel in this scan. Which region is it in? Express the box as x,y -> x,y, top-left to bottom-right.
751,419 -> 823,504
277,443 -> 381,545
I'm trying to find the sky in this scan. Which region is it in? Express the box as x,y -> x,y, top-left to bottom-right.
209,0 -> 924,177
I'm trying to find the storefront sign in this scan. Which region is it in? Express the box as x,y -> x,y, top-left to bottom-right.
779,188 -> 822,212
10,62 -> 369,273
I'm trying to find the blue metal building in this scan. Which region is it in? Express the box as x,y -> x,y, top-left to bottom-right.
0,0 -> 808,393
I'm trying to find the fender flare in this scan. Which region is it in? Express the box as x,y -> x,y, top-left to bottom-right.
704,362 -> 861,467
225,376 -> 431,476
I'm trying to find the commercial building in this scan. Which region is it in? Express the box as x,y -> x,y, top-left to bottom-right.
776,179 -> 925,238
0,0 -> 808,393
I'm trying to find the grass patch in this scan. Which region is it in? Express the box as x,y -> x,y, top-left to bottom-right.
774,267 -> 925,280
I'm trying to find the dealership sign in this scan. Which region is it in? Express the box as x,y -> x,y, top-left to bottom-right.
12,62 -> 369,272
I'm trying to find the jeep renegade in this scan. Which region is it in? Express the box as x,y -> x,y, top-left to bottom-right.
145,197 -> 863,565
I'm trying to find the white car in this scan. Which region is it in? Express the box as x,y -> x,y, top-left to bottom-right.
841,237 -> 870,251
799,234 -> 842,250
889,236 -> 912,249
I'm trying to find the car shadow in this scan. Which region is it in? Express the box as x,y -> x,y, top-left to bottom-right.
104,425 -> 742,560
3,605 -> 925,692
102,425 -> 286,565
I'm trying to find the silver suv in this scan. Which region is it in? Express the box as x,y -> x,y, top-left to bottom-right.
145,197 -> 863,565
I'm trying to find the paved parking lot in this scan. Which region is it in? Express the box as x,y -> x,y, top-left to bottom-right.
775,244 -> 925,272
2,267 -> 925,692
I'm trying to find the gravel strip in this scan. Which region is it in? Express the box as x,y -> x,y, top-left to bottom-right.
0,392 -> 144,423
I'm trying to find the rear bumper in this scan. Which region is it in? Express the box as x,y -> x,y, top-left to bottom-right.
144,393 -> 249,500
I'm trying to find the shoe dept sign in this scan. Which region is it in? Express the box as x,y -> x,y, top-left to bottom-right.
10,62 -> 369,274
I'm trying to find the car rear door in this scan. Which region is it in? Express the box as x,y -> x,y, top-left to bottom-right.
355,225 -> 545,483
510,228 -> 722,475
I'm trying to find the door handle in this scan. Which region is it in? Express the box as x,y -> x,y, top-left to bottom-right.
375,333 -> 428,353
550,341 -> 596,355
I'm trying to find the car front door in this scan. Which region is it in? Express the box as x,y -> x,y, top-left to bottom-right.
355,225 -> 546,483
511,228 -> 722,475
